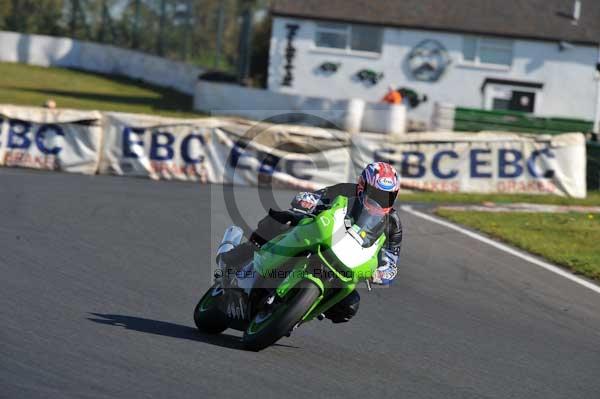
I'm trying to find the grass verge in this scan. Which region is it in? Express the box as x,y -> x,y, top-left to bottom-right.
436,210 -> 600,281
403,191 -> 600,206
0,62 -> 203,118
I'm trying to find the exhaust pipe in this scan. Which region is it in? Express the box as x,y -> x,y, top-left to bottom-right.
216,225 -> 244,265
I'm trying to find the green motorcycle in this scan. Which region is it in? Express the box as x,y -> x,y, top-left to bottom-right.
193,195 -> 386,351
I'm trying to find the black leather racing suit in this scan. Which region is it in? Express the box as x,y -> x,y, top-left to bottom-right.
220,183 -> 403,323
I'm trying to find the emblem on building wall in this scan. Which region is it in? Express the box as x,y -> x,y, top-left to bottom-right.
318,62 -> 341,74
407,40 -> 451,82
355,69 -> 384,85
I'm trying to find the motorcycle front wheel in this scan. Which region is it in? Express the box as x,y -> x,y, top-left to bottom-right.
243,279 -> 321,351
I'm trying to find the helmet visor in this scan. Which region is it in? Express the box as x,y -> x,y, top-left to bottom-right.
364,185 -> 398,209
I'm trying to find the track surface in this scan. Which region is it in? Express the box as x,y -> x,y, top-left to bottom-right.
1,168 -> 600,399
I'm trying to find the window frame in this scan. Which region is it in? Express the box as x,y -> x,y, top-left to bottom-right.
313,22 -> 383,56
461,36 -> 514,69
483,83 -> 542,114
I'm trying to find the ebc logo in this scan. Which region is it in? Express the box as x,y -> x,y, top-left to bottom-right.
374,148 -> 556,179
2,119 -> 65,155
122,127 -> 206,163
377,177 -> 396,190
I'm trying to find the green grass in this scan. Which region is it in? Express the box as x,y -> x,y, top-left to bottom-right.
402,191 -> 600,206
436,210 -> 600,281
0,62 -> 203,118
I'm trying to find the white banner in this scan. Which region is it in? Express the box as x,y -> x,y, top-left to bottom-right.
352,132 -> 587,198
99,112 -> 224,183
0,105 -> 103,174
0,105 -> 587,198
99,113 -> 352,191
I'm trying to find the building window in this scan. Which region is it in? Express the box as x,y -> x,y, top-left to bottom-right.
484,85 -> 539,114
315,22 -> 382,54
494,90 -> 536,113
315,22 -> 347,49
350,25 -> 382,52
463,36 -> 513,67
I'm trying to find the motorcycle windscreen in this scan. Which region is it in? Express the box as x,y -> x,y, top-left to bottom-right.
348,198 -> 385,247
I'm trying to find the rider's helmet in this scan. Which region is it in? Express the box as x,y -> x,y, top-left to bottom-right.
356,162 -> 401,216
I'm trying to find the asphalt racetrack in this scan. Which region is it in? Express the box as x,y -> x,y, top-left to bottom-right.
1,168 -> 600,399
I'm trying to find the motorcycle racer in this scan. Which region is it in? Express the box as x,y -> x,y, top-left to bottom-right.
219,162 -> 403,323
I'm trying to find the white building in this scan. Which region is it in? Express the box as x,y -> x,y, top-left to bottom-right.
268,0 -> 600,129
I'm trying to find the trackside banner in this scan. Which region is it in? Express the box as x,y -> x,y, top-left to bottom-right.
352,132 -> 587,198
99,113 -> 351,190
217,123 -> 352,190
99,112 -> 224,183
0,105 -> 103,174
0,105 -> 588,197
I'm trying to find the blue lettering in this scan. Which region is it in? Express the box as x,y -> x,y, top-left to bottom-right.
499,149 -> 523,178
259,153 -> 280,175
150,131 -> 175,161
470,149 -> 492,178
35,124 -> 64,155
181,134 -> 206,164
122,127 -> 145,158
401,151 -> 426,178
8,120 -> 32,149
527,148 -> 555,178
432,150 -> 458,179
229,144 -> 252,171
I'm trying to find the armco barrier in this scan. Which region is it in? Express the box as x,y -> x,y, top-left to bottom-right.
0,31 -> 203,95
0,104 -> 588,197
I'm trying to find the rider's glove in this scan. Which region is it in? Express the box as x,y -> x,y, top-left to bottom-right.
291,192 -> 321,214
372,265 -> 397,286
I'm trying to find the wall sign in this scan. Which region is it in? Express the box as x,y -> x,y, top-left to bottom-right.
407,40 -> 451,82
281,24 -> 300,87
397,87 -> 428,109
355,69 -> 384,85
319,62 -> 341,74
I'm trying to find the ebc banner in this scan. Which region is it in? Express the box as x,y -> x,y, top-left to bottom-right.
352,132 -> 586,198
0,105 -> 102,174
214,127 -> 351,191
99,113 -> 352,189
99,112 -> 226,182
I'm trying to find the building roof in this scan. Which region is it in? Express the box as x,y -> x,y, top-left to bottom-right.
272,0 -> 600,45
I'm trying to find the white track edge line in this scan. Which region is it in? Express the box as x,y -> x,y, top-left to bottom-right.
401,205 -> 600,295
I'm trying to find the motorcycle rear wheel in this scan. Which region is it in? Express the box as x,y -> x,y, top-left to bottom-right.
193,284 -> 229,334
243,280 -> 320,351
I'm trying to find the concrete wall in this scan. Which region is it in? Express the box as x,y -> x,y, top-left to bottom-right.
268,17 -> 600,126
194,80 -> 406,134
0,30 -> 203,95
362,102 -> 406,136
